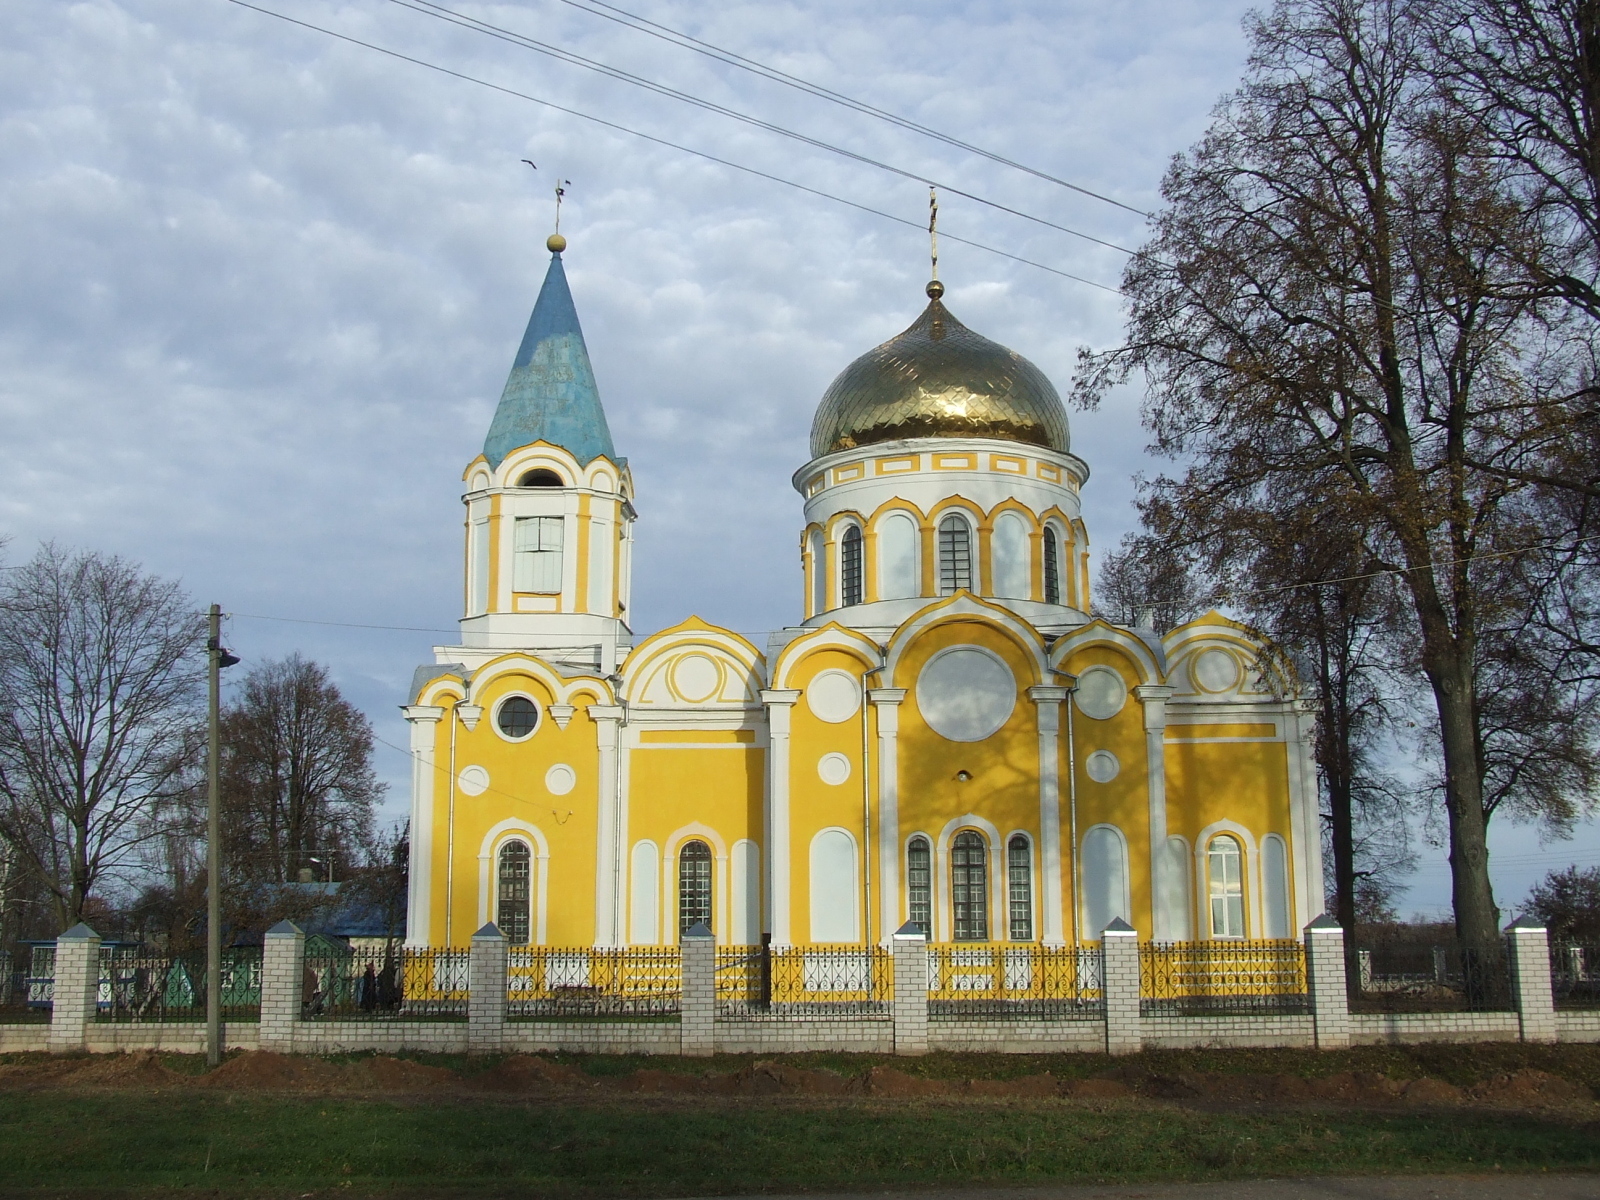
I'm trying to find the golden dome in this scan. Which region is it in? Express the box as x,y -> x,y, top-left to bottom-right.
810,286 -> 1070,458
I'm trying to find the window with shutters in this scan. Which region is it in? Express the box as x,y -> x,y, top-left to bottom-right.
840,525 -> 863,606
1043,527 -> 1061,605
906,836 -> 931,933
497,840 -> 531,945
513,516 -> 564,593
951,831 -> 988,941
678,840 -> 713,937
1007,835 -> 1033,941
937,515 -> 973,595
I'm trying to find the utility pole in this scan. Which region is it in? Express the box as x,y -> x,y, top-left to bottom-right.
206,604 -> 239,1069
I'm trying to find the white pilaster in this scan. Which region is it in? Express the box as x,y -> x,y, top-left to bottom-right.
402,705 -> 444,947
1288,698 -> 1322,937
761,689 -> 801,946
590,704 -> 625,946
1027,686 -> 1069,945
1134,685 -> 1175,939
870,688 -> 907,944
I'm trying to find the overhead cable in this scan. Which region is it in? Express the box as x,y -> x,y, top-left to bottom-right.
225,0 -> 1122,292
382,0 -> 1144,257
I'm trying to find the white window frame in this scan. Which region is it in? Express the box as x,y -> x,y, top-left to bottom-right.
513,516 -> 564,594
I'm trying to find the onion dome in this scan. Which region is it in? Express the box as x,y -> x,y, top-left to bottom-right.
483,240 -> 616,470
809,281 -> 1070,458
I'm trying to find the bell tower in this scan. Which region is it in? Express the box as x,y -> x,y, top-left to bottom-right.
455,233 -> 634,671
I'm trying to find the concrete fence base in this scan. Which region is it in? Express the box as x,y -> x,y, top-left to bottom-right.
24,917 -> 1580,1057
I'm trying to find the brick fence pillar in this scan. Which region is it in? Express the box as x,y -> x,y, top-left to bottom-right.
468,923 -> 508,1055
260,920 -> 305,1053
1305,914 -> 1351,1049
681,921 -> 715,1057
1100,918 -> 1141,1056
1505,916 -> 1558,1044
891,921 -> 929,1056
48,923 -> 101,1054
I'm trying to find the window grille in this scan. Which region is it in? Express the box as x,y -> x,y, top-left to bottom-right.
497,841 -> 532,945
906,836 -> 931,932
496,696 -> 538,738
1007,835 -> 1033,942
840,526 -> 863,606
1208,836 -> 1245,938
951,831 -> 988,941
937,515 -> 973,594
1043,528 -> 1061,604
513,516 -> 564,593
678,840 -> 713,937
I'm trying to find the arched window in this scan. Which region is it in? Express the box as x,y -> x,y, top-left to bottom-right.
517,468 -> 563,487
937,514 -> 973,595
951,831 -> 988,941
808,528 -> 826,616
1043,527 -> 1062,605
496,840 -> 531,945
992,512 -> 1030,599
1207,835 -> 1245,939
1262,835 -> 1290,939
678,840 -> 713,937
878,512 -> 919,600
906,836 -> 931,933
1081,825 -> 1129,939
1007,835 -> 1033,941
840,526 -> 863,607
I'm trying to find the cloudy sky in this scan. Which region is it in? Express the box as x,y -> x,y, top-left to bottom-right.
3,0 -> 1592,915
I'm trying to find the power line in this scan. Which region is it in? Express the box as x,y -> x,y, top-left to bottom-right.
380,0 -> 1145,257
224,0 -> 1122,294
435,0 -> 1154,219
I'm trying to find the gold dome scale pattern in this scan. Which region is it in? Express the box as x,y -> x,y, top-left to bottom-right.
809,284 -> 1071,458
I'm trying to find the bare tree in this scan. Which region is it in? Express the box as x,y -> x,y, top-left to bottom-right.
1075,0 -> 1597,956
1093,530 -> 1211,633
219,655 -> 381,885
0,545 -> 203,930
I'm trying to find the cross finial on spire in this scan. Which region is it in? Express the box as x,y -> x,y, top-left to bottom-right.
929,186 -> 939,283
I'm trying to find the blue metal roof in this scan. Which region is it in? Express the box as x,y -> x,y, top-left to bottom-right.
483,250 -> 617,470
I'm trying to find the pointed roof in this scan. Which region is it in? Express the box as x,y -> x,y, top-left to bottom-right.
483,247 -> 617,470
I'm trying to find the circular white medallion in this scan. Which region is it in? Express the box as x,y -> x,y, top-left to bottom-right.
1085,750 -> 1120,784
544,763 -> 577,796
458,765 -> 490,797
916,646 -> 1017,742
671,654 -> 721,703
1192,648 -> 1240,693
807,670 -> 862,723
1074,665 -> 1128,721
817,752 -> 852,786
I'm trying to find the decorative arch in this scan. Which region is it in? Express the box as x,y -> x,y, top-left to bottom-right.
662,822 -> 729,945
770,623 -> 879,691
621,616 -> 766,708
933,813 -> 1004,945
867,501 -> 926,602
1079,822 -> 1131,940
1049,619 -> 1164,688
476,818 -> 550,944
881,593 -> 1049,691
808,827 -> 860,942
1194,819 -> 1262,939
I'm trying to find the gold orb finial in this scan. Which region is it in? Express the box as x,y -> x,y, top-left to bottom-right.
547,233 -> 567,253
926,279 -> 944,300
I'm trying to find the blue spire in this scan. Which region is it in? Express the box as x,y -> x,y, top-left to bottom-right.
483,249 -> 617,470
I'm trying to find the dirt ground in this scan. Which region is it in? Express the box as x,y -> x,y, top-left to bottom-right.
0,1048 -> 1596,1117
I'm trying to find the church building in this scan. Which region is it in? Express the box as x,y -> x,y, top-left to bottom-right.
402,233 -> 1322,950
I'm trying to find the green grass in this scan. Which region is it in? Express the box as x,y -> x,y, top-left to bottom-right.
0,1089 -> 1595,1198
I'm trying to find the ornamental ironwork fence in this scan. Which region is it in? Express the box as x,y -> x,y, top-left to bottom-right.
98,946 -> 261,1022
1353,936 -> 1513,1013
927,943 -> 1103,1018
1551,941 -> 1600,1010
716,944 -> 891,1016
1140,939 -> 1309,1016
0,951 -> 46,1023
304,944 -> 467,1019
507,946 -> 680,1018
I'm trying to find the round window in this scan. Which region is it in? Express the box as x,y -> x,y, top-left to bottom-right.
496,696 -> 539,739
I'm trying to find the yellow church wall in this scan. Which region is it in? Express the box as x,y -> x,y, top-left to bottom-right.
785,647 -> 877,945
1164,734 -> 1295,937
896,619 -> 1044,943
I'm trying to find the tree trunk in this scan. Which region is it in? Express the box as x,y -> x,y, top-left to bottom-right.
1431,656 -> 1501,953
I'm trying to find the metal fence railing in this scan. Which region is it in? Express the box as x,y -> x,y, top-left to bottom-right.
717,944 -> 891,1016
927,943 -> 1103,1018
99,947 -> 261,1022
0,951 -> 47,1023
1551,941 -> 1600,1010
507,946 -> 680,1017
304,944 -> 467,1019
1353,938 -> 1514,1013
1140,939 -> 1309,1016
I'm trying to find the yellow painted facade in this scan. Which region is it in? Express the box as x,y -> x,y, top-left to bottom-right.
403,253 -> 1321,949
